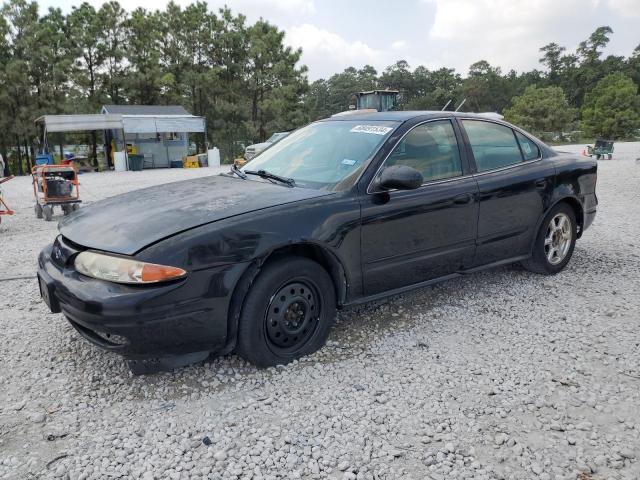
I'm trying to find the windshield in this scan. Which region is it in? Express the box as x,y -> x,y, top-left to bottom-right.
267,132 -> 289,143
242,120 -> 399,191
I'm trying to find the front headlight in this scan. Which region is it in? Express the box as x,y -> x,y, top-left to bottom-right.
74,251 -> 187,284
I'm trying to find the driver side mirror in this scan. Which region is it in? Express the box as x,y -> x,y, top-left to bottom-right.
377,165 -> 423,191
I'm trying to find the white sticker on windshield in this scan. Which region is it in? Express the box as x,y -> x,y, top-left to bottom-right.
342,159 -> 356,166
350,125 -> 393,135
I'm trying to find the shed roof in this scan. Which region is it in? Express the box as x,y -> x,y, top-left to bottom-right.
35,114 -> 124,133
102,105 -> 191,115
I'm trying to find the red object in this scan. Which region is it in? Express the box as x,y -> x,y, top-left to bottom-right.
32,164 -> 81,205
0,175 -> 16,219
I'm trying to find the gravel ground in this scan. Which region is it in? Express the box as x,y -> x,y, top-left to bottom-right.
1,144 -> 639,480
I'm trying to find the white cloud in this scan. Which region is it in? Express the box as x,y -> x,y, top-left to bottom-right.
426,0 -> 606,73
604,0 -> 640,17
285,24 -> 388,78
391,40 -> 407,50
229,0 -> 316,17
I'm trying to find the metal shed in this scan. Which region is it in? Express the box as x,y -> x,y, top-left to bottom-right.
35,106 -> 206,170
101,105 -> 206,169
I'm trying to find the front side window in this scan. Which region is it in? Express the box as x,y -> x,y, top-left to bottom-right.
244,120 -> 399,191
385,120 -> 462,182
462,120 -> 523,172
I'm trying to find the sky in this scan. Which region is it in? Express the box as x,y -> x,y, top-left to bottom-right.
36,0 -> 640,80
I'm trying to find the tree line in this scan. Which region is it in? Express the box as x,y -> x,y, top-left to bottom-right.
307,26 -> 640,142
0,0 -> 308,174
1,0 -> 639,176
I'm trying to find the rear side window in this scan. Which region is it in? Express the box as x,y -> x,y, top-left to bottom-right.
515,131 -> 540,160
462,120 -> 522,172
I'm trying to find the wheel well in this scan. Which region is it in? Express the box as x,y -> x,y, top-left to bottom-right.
556,197 -> 584,237
225,243 -> 348,352
262,244 -> 347,306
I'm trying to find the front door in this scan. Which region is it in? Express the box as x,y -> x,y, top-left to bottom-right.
360,119 -> 479,296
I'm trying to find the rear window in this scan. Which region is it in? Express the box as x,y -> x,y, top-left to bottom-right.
462,120 -> 522,172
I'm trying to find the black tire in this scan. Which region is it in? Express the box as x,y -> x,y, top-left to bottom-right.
72,203 -> 80,212
61,204 -> 70,216
42,205 -> 53,222
596,154 -> 601,160
522,203 -> 577,275
35,203 -> 43,219
236,256 -> 337,367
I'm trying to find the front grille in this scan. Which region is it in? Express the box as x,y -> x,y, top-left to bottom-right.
92,331 -> 128,346
69,320 -> 129,348
52,236 -> 81,267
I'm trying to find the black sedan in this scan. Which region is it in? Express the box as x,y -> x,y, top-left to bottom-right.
37,111 -> 598,373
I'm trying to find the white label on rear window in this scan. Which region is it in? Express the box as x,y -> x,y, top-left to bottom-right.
350,125 -> 393,135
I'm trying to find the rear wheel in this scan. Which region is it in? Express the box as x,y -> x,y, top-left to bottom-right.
236,256 -> 336,367
522,203 -> 577,275
35,203 -> 43,219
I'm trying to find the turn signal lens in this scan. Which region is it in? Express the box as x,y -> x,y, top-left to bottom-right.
74,251 -> 187,284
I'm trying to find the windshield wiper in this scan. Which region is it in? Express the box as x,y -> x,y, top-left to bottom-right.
230,164 -> 247,179
244,169 -> 296,187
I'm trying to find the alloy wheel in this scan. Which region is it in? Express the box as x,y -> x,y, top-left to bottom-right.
545,213 -> 572,265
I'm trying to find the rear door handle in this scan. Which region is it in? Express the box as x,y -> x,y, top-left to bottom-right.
453,193 -> 473,205
535,179 -> 547,189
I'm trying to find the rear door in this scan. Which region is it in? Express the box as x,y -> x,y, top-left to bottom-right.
458,119 -> 555,266
360,119 -> 479,295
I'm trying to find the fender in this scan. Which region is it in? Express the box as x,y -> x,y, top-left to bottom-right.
223,240 -> 349,352
528,195 -> 585,255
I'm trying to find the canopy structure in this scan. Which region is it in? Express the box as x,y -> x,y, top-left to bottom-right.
35,106 -> 208,170
121,115 -> 206,134
35,114 -> 124,133
35,112 -> 206,135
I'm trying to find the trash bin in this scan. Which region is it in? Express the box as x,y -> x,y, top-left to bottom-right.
128,154 -> 144,171
35,154 -> 54,165
114,152 -> 127,172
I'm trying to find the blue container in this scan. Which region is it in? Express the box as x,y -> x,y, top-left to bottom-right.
170,160 -> 183,168
35,154 -> 54,165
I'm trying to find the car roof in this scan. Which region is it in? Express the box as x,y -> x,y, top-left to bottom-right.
322,110 -> 499,122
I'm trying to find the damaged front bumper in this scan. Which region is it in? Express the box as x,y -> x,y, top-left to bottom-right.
37,236 -> 248,373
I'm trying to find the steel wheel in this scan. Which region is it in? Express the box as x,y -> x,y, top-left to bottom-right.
544,213 -> 572,265
265,280 -> 321,354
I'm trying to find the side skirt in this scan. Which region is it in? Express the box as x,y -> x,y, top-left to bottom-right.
342,254 -> 530,308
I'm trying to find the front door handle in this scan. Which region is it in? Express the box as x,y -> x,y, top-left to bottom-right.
453,193 -> 473,205
535,179 -> 547,189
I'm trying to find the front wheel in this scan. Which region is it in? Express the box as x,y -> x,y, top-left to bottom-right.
236,256 -> 337,367
522,203 -> 577,275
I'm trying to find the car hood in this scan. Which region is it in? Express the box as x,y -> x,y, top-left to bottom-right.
59,174 -> 332,255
